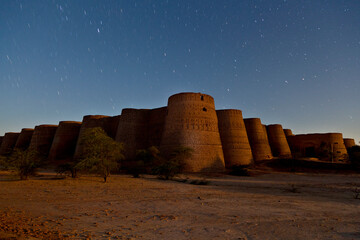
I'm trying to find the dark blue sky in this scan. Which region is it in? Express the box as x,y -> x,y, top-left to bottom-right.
1,0 -> 359,142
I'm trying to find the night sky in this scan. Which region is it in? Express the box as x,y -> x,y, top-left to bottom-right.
1,0 -> 359,143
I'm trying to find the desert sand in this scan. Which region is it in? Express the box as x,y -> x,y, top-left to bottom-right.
0,169 -> 359,240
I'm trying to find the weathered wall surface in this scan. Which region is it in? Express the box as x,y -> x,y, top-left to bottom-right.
343,138 -> 356,149
287,133 -> 348,162
49,121 -> 82,162
74,115 -> 111,159
0,137 -> 3,150
14,128 -> 34,150
217,109 -> 253,167
160,92 -> 225,172
147,107 -> 167,147
116,109 -> 151,160
104,115 -> 121,140
283,129 -> 293,137
29,125 -> 58,156
0,132 -> 20,155
244,118 -> 273,161
266,124 -> 292,158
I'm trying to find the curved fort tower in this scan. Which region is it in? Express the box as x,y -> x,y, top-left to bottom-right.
217,109 -> 253,167
244,118 -> 273,161
0,132 -> 20,155
29,125 -> 58,156
266,124 -> 292,158
283,129 -> 293,137
343,138 -> 355,149
160,92 -> 225,172
49,121 -> 82,162
74,115 -> 116,159
15,128 -> 34,150
116,107 -> 168,160
116,109 -> 151,160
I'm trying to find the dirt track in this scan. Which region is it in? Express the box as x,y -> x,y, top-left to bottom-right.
0,170 -> 360,240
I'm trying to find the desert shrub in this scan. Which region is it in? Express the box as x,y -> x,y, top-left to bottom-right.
0,156 -> 9,170
152,146 -> 193,180
189,179 -> 209,185
75,127 -> 124,182
284,184 -> 301,193
229,165 -> 250,176
352,188 -> 360,199
348,146 -> 360,168
8,148 -> 42,180
129,146 -> 160,178
55,162 -> 78,178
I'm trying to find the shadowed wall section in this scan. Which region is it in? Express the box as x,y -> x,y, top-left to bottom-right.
160,92 -> 225,172
14,128 -> 34,150
74,115 -> 113,159
49,121 -> 82,162
244,118 -> 273,161
266,124 -> 292,158
287,133 -> 348,162
116,109 -> 150,160
147,107 -> 167,147
0,132 -> 20,155
0,137 -> 3,149
29,125 -> 58,156
115,107 -> 167,161
217,109 -> 253,167
284,129 -> 293,137
343,138 -> 355,148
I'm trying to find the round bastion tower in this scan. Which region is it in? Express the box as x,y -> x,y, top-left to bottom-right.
160,92 -> 225,172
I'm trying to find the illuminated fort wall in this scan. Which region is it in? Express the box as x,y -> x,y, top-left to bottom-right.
217,109 -> 253,167
266,124 -> 292,158
287,133 -> 348,162
160,92 -> 225,172
343,138 -> 356,149
244,118 -> 273,161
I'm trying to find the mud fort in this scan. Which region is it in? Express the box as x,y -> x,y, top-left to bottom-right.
0,92 -> 355,172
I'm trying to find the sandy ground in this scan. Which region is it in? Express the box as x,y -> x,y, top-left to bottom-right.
0,169 -> 360,240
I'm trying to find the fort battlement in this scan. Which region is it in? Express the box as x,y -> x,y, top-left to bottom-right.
0,92 -> 353,170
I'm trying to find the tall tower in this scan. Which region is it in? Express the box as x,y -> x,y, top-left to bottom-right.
160,92 -> 225,172
266,124 -> 292,158
29,125 -> 58,156
49,121 -> 82,162
217,109 -> 253,167
244,118 -> 273,161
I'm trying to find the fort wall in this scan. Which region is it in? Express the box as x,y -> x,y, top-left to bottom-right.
244,118 -> 273,161
14,128 -> 34,150
344,138 -> 356,149
283,129 -> 293,137
0,132 -> 20,155
160,92 -> 225,172
49,121 -> 82,162
287,133 -> 348,162
266,124 -> 292,158
29,125 -> 58,156
116,109 -> 151,160
217,109 -> 253,167
74,115 -> 111,159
